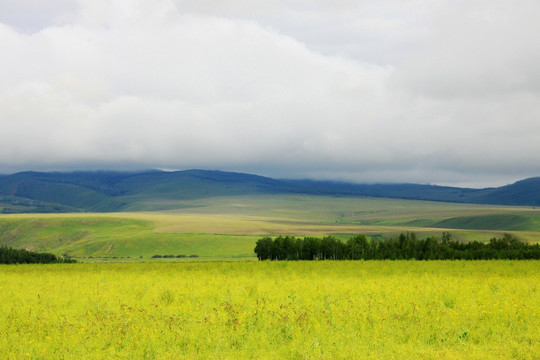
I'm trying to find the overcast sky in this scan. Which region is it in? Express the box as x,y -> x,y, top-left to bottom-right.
1,0 -> 539,187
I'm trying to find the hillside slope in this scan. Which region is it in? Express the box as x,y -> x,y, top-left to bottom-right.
0,170 -> 538,213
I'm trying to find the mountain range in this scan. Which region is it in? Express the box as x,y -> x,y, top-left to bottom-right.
0,170 -> 538,213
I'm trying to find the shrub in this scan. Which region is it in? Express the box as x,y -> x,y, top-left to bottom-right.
0,245 -> 76,264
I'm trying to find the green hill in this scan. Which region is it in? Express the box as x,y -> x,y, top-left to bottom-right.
0,170 -> 539,213
0,215 -> 260,259
1,195 -> 539,260
431,214 -> 540,232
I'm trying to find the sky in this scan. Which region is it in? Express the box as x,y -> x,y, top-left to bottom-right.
1,0 -> 539,188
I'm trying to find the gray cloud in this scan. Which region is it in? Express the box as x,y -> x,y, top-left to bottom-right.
0,0 -> 539,187
0,0 -> 78,33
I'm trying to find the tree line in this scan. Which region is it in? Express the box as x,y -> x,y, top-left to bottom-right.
254,232 -> 540,260
0,245 -> 76,264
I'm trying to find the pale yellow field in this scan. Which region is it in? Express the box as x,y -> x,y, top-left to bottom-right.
4,207 -> 537,240
1,261 -> 538,359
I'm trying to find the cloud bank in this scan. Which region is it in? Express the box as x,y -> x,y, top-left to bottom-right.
1,0 -> 539,187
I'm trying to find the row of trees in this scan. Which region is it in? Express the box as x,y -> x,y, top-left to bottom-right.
254,232 -> 540,260
0,246 -> 77,264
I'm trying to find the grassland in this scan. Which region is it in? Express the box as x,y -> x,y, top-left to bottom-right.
2,196 -> 539,359
1,261 -> 538,359
1,195 -> 539,260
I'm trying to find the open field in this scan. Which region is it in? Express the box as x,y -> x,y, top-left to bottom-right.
2,196 -> 539,359
1,195 -> 539,260
1,261 -> 538,359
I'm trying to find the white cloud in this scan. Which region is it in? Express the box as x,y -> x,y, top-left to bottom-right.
0,0 -> 539,187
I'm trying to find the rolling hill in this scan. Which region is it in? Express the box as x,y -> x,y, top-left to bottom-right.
0,169 -> 538,213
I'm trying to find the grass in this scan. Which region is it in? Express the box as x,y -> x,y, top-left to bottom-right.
1,195 -> 539,260
0,261 -> 538,359
0,216 -> 258,259
431,213 -> 540,231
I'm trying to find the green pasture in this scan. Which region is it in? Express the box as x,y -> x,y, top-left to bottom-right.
0,216 -> 258,260
1,195 -> 539,260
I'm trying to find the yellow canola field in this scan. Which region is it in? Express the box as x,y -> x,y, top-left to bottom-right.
1,261 -> 538,359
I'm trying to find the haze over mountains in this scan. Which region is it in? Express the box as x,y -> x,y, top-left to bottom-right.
0,170 -> 538,213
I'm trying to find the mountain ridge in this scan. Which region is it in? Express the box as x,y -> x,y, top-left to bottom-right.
0,169 -> 538,213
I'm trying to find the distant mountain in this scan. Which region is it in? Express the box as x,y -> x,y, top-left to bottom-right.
0,170 -> 538,213
463,177 -> 540,206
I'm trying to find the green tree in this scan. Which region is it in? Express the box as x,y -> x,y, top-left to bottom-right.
347,234 -> 368,260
